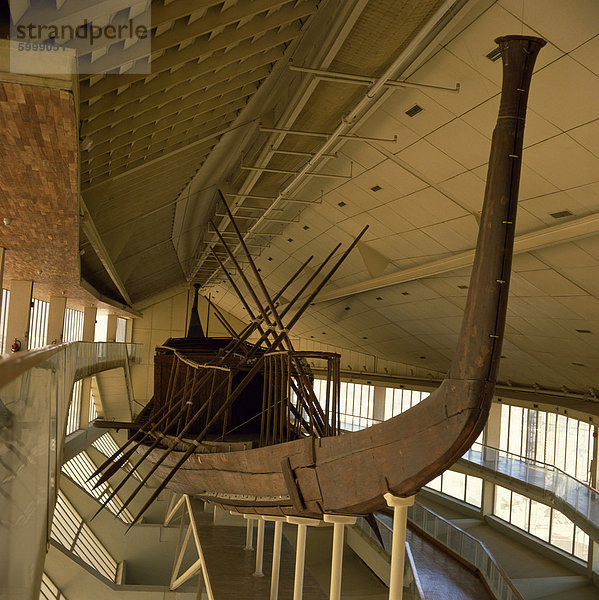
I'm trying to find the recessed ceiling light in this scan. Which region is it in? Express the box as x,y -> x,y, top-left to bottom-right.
401,291 -> 410,296
267,257 -> 273,261
457,285 -> 468,289
303,225 -> 309,230
572,362 -> 585,367
362,336 -> 368,339
405,104 -> 423,117
338,201 -> 346,207
576,329 -> 592,334
419,355 -> 426,359
550,210 -> 573,219
370,185 -> 382,192
322,332 -> 326,335
345,306 -> 350,311
287,238 -> 293,242
376,296 -> 383,301
485,47 -> 502,62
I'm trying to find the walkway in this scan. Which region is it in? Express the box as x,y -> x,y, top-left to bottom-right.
406,527 -> 493,600
458,444 -> 599,540
419,494 -> 599,600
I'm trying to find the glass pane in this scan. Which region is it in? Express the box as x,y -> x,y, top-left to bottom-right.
565,418 -> 578,476
465,475 -> 482,508
576,422 -> 591,482
574,526 -> 589,561
555,415 -> 567,471
427,475 -> 442,491
508,406 -> 523,455
494,486 -> 511,521
529,500 -> 550,542
499,404 -> 510,451
384,388 -> 394,421
545,413 -> 556,465
536,411 -> 547,465
510,491 -> 530,531
442,470 -> 466,501
550,510 -> 574,554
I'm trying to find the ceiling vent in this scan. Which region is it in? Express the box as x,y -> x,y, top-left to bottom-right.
370,185 -> 382,192
486,47 -> 502,62
405,104 -> 423,117
549,209 -> 573,219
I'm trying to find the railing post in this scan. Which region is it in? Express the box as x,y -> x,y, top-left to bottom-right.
384,493 -> 415,600
323,514 -> 356,600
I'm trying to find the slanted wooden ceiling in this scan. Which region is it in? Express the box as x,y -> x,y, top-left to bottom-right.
9,0 -> 598,397
77,0 -> 319,302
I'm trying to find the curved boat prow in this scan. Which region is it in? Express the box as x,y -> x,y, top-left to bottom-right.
314,35 -> 547,513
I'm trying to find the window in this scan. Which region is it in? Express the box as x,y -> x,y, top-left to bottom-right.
51,490 -> 118,582
384,387 -> 429,420
40,573 -> 68,600
493,485 -> 589,561
62,451 -> 134,523
62,308 -> 83,343
92,433 -> 142,482
426,470 -> 483,508
64,308 -> 84,435
28,298 -> 49,349
499,405 -> 594,484
0,288 -> 9,352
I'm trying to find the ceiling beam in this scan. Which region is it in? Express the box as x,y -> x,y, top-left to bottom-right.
80,28 -> 293,120
79,197 -> 133,307
315,212 -> 599,303
82,105 -> 246,174
82,120 -> 253,190
82,48 -> 281,135
82,88 -> 253,165
84,68 -> 266,145
83,112 -> 239,177
79,2 -> 310,102
77,0 -> 294,75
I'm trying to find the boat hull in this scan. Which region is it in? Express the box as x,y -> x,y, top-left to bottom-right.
144,378 -> 493,516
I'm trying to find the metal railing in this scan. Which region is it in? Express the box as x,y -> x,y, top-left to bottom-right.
409,502 -> 524,600
355,514 -> 425,599
461,443 -> 599,537
0,341 -> 140,600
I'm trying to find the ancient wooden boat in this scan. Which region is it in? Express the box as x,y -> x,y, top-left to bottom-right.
93,35 -> 546,523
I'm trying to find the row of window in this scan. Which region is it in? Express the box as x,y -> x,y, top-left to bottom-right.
313,379 -> 596,565
0,296 -> 128,353
499,404 -> 595,484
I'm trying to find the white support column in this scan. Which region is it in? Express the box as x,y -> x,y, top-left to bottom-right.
243,514 -> 256,550
254,517 -> 265,577
323,514 -> 356,600
5,280 -> 33,352
287,516 -> 320,600
106,314 -> 118,342
384,493 -> 415,600
47,296 -> 67,345
263,516 -> 286,600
